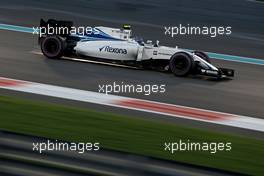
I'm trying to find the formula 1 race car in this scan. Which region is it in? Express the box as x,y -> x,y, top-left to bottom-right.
39,19 -> 234,78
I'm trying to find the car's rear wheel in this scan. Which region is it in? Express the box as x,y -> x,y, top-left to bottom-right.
169,52 -> 194,76
193,50 -> 210,63
41,36 -> 66,59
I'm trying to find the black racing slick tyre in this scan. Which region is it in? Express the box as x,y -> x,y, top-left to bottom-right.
193,50 -> 210,63
169,52 -> 194,76
41,36 -> 66,59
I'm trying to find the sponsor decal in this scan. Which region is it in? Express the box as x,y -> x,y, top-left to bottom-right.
99,46 -> 105,52
99,46 -> 127,54
201,69 -> 218,75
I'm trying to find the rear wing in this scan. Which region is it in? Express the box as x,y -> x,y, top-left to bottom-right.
39,19 -> 73,43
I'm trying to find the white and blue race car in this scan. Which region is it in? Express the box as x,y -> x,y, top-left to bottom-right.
39,19 -> 234,78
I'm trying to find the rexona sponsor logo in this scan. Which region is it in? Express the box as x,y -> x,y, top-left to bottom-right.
99,46 -> 127,54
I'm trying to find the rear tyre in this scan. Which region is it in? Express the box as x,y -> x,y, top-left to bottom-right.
41,36 -> 66,59
193,50 -> 210,63
169,52 -> 194,76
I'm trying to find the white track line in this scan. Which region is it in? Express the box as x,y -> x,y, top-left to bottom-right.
0,76 -> 263,132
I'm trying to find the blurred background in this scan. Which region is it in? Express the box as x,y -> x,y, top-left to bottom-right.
0,0 -> 264,175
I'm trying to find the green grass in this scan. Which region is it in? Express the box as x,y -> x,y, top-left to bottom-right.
0,95 -> 263,175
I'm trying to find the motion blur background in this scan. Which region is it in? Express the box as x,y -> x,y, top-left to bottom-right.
0,0 -> 264,176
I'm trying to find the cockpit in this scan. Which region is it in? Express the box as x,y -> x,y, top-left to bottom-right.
95,25 -> 132,41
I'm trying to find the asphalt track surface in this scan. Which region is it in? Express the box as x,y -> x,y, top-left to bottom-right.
0,1 -> 264,175
0,0 -> 264,131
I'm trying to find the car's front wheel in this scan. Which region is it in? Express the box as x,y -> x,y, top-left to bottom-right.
41,36 -> 66,59
169,52 -> 194,76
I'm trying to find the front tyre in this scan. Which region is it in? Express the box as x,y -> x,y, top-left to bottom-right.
169,52 -> 194,76
41,36 -> 65,59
